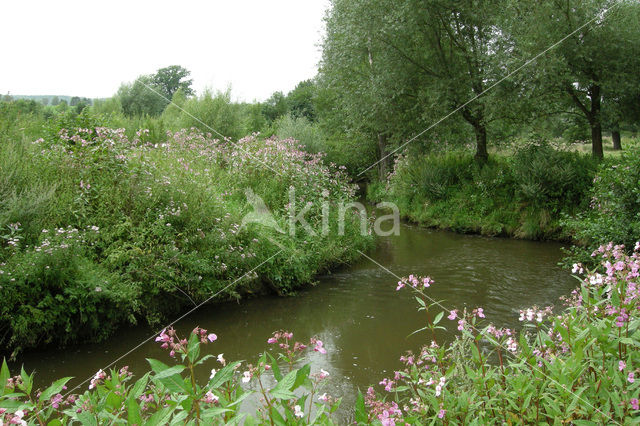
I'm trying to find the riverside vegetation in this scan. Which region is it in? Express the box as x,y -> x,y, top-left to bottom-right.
0,103 -> 374,355
1,243 -> 639,424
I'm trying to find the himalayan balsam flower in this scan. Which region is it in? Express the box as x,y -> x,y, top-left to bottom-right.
438,408 -> 446,419
314,340 -> 327,354
447,310 -> 458,320
210,369 -> 217,379
319,369 -> 330,379
619,361 -> 626,371
630,398 -> 639,410
203,391 -> 219,404
207,333 -> 217,342
242,371 -> 251,383
294,405 -> 304,418
629,372 -> 635,384
318,393 -> 329,402
217,353 -> 225,365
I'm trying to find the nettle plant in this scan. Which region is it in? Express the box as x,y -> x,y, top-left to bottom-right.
0,328 -> 340,425
363,243 -> 640,425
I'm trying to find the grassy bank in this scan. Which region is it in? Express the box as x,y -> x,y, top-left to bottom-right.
0,120 -> 373,354
369,140 -> 640,251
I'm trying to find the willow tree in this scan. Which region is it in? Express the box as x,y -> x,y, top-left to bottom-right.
320,0 -> 513,167
512,0 -> 640,158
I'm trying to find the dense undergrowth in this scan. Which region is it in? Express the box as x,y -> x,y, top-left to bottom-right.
370,140 -> 640,251
0,109 -> 373,354
1,242 -> 638,424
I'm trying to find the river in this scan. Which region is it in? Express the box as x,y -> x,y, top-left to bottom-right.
12,223 -> 577,419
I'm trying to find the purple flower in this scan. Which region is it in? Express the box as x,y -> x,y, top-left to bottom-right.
207,333 -> 217,342
314,340 -> 327,354
631,398 -> 639,410
438,408 -> 446,418
619,360 -> 626,371
267,337 -> 277,344
628,372 -> 635,383
447,310 -> 458,320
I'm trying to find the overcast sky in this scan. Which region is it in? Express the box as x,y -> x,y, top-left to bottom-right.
1,0 -> 330,101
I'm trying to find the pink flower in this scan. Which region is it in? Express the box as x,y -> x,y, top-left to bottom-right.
631,398 -> 639,410
396,281 -> 404,291
314,340 -> 327,354
267,337 -> 277,344
447,310 -> 458,320
207,333 -> 217,342
629,372 -> 635,384
619,361 -> 626,371
438,408 -> 446,418
203,391 -> 219,404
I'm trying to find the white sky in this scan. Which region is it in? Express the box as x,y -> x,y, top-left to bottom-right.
0,0 -> 330,102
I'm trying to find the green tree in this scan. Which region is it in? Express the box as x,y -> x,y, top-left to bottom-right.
513,0 -> 640,158
152,65 -> 195,101
262,91 -> 289,124
287,80 -> 316,121
117,75 -> 167,117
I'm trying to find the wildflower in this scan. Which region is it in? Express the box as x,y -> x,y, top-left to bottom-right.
217,353 -> 225,365
319,369 -> 330,379
619,361 -> 626,371
210,369 -> 216,379
396,281 -> 404,291
313,339 -> 327,354
50,393 -> 64,408
203,391 -> 219,404
294,405 -> 304,418
457,319 -> 465,331
438,408 -> 446,418
89,369 -> 106,390
242,371 -> 251,383
380,378 -> 394,392
629,372 -> 635,384
572,263 -> 584,274
474,307 -> 485,318
447,310 -> 458,320
635,242 -> 640,252
631,398 -> 639,410
318,392 -> 329,402
207,333 -> 217,342
267,337 -> 277,344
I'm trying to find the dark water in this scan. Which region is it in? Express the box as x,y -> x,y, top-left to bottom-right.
11,224 -> 577,417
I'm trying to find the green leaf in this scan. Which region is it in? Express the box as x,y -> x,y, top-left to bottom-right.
266,353 -> 282,382
209,360 -> 242,389
144,406 -> 174,426
0,359 -> 9,396
269,406 -> 287,426
129,372 -> 150,400
270,369 -> 297,400
201,407 -> 233,419
47,420 -> 63,426
76,411 -> 98,426
127,398 -> 143,425
292,363 -> 311,391
354,390 -> 367,424
40,377 -> 73,402
187,333 -> 200,364
154,365 -> 186,380
433,311 -> 444,325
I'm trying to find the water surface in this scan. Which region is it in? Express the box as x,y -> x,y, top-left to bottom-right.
12,224 -> 577,418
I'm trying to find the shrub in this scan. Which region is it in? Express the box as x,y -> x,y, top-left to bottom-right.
0,127 -> 373,353
564,147 -> 640,261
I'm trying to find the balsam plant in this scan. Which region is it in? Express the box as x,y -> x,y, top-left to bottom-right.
363,242 -> 640,424
0,327 -> 340,425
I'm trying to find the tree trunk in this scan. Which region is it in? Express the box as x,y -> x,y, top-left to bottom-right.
474,124 -> 488,163
612,129 -> 622,150
377,133 -> 389,181
589,85 -> 603,159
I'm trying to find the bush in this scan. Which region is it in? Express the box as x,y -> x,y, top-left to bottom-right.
0,127 -> 373,353
510,140 -> 597,211
564,147 -> 640,261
